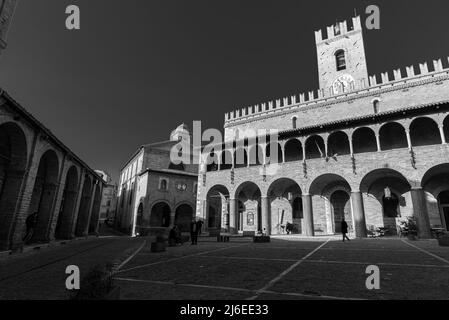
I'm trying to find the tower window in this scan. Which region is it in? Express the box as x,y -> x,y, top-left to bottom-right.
335,50 -> 346,71
292,117 -> 298,129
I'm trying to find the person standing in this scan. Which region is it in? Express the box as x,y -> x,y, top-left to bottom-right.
341,217 -> 350,242
190,218 -> 198,245
196,219 -> 204,236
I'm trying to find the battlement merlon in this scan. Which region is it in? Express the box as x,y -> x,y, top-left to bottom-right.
224,57 -> 449,124
315,16 -> 362,44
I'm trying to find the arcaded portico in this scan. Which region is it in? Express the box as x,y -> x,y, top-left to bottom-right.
0,91 -> 105,251
196,16 -> 449,239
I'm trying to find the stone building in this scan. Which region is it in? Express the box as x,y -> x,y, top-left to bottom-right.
116,124 -> 198,236
95,170 -> 117,223
196,16 -> 449,239
0,90 -> 105,251
0,0 -> 18,56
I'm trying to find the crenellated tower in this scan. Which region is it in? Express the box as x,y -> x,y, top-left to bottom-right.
315,16 -> 369,94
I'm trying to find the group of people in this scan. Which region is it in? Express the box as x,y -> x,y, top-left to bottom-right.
169,218 -> 204,246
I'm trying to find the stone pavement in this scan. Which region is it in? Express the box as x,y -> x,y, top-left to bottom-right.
114,237 -> 449,300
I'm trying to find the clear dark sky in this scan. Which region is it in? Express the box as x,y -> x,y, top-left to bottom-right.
1,0 -> 449,183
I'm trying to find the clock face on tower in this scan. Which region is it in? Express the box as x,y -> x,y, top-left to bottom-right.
332,74 -> 355,95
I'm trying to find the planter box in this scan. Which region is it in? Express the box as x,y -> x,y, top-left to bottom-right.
217,235 -> 230,243
253,236 -> 270,243
438,237 -> 449,247
151,241 -> 166,252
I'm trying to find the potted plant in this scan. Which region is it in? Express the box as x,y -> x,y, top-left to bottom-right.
437,232 -> 449,247
401,217 -> 418,240
72,263 -> 120,300
253,229 -> 270,243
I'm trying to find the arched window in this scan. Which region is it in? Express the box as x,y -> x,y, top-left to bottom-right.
373,99 -> 380,114
292,117 -> 298,129
159,178 -> 168,190
335,50 -> 346,71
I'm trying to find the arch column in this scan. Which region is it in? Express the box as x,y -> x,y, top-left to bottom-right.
375,132 -> 381,152
351,191 -> 367,238
405,129 -> 412,150
410,187 -> 431,239
261,196 -> 270,235
439,125 -> 447,144
229,198 -> 237,234
302,194 -> 314,236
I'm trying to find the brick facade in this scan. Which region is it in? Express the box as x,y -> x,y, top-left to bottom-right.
0,91 -> 105,251
198,16 -> 449,239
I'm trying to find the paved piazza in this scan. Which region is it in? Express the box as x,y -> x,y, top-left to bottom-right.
115,236 -> 449,300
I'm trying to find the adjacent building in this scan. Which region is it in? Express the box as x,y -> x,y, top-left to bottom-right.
116,124 -> 199,236
196,16 -> 449,239
95,170 -> 117,223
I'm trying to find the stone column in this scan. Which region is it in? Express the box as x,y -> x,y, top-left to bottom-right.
229,198 -> 237,234
302,194 -> 314,236
410,188 -> 431,239
261,196 -> 270,235
349,136 -> 354,156
405,129 -> 412,150
351,191 -> 367,238
439,126 -> 447,144
375,132 -> 381,152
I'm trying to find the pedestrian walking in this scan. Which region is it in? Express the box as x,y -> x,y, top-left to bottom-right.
341,217 -> 351,242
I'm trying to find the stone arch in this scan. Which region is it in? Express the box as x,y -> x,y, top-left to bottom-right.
206,185 -> 230,233
206,152 -> 219,172
379,122 -> 408,151
284,139 -> 303,162
267,178 -> 302,235
421,164 -> 449,230
55,165 -> 79,239
360,168 -> 412,234
328,131 -> 350,157
248,144 -> 264,167
235,181 -> 262,234
234,148 -> 248,169
75,176 -> 93,237
0,122 -> 28,249
150,201 -> 171,228
88,183 -> 102,234
305,135 -> 325,160
266,142 -> 283,164
29,149 -> 60,242
175,203 -> 194,233
410,117 -> 442,147
352,127 -> 377,154
220,150 -> 233,170
308,174 -> 352,235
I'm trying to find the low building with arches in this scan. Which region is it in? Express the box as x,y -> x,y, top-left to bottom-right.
0,90 -> 105,251
116,124 -> 198,236
196,16 -> 449,239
